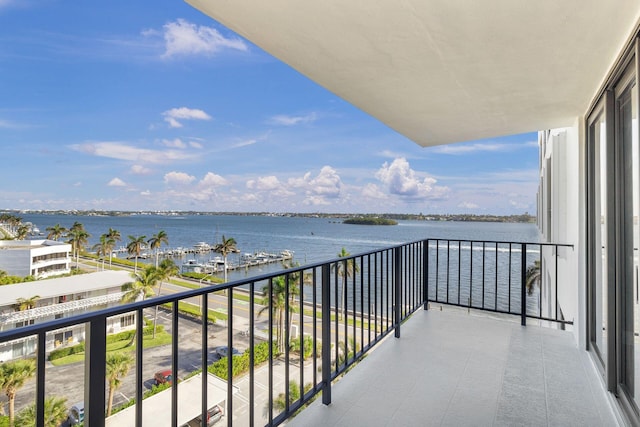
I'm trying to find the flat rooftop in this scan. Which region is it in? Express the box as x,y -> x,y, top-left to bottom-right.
288,308 -> 618,426
0,270 -> 132,305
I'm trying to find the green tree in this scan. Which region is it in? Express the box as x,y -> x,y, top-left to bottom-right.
153,259 -> 178,338
14,396 -> 67,427
15,225 -> 29,240
0,359 -> 36,427
67,222 -> 90,269
525,259 -> 541,295
126,235 -> 147,273
147,230 -> 169,268
260,271 -> 299,352
213,235 -> 238,284
332,248 -> 359,319
45,224 -> 67,241
106,352 -> 134,417
122,266 -> 160,304
93,234 -> 115,271
13,296 -> 39,312
106,228 -> 122,267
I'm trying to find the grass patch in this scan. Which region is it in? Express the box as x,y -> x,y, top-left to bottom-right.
50,329 -> 172,366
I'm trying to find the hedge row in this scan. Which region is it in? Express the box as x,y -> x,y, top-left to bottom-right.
47,321 -> 162,361
207,342 -> 278,380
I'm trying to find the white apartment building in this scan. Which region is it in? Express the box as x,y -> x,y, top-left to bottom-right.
0,270 -> 133,361
0,239 -> 71,279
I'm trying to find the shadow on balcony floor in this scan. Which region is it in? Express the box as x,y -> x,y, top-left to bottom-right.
287,307 -> 617,427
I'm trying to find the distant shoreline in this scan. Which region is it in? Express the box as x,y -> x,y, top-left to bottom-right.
1,210 -> 536,224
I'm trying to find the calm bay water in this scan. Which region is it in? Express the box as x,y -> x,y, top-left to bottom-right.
19,213 -> 540,281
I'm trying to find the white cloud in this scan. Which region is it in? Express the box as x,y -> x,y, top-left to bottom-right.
200,172 -> 228,187
375,158 -> 448,199
162,138 -> 187,148
108,177 -> 127,187
160,19 -> 248,58
267,113 -> 317,126
164,171 -> 196,186
431,140 -> 537,155
247,175 -> 281,191
233,139 -> 257,148
458,201 -> 479,209
70,142 -> 198,164
189,141 -> 203,149
309,166 -> 341,197
130,164 -> 152,175
362,183 -> 386,199
162,107 -> 211,128
140,190 -> 151,196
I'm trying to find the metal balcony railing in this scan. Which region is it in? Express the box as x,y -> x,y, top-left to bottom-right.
0,238 -> 571,427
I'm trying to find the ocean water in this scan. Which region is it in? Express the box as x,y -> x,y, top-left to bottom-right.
20,213 -> 540,281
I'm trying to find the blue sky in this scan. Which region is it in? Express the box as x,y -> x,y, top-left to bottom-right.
0,0 -> 539,215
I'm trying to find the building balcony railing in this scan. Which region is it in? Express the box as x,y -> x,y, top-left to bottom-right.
0,238 -> 571,427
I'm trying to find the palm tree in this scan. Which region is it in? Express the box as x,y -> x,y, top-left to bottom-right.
122,266 -> 160,346
13,296 -> 40,312
14,396 -> 67,427
153,259 -> 178,338
106,352 -> 134,417
0,358 -> 36,427
67,222 -> 90,269
332,248 -> 359,319
93,234 -> 115,271
121,266 -> 160,304
15,225 -> 29,240
260,272 -> 299,352
525,259 -> 541,295
126,235 -> 147,273
45,224 -> 67,241
106,228 -> 122,267
148,230 -> 169,268
213,235 -> 238,284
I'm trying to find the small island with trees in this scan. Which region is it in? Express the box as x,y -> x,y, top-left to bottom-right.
343,217 -> 398,226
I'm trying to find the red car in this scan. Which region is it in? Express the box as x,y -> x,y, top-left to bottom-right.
154,369 -> 173,386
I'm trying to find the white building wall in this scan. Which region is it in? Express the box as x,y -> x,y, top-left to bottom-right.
0,239 -> 71,278
538,117 -> 585,347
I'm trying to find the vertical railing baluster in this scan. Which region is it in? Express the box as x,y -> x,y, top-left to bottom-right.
555,245 -> 559,321
284,273 -> 290,413
435,240 -> 439,302
521,243 -> 527,326
457,241 -> 461,305
321,264 -> 332,405
249,282 -> 255,426
508,243 -> 512,313
446,240 -> 450,303
482,242 -> 486,309
495,242 -> 499,310
135,308 -> 143,427
268,278 -> 274,425
312,268 -> 318,389
299,271 -> 304,405
172,301 -> 179,427
201,295 -> 208,427
423,239 -> 429,309
469,242 -> 473,308
394,246 -> 401,339
85,317 -> 106,427
36,332 -> 45,427
334,262 -> 339,370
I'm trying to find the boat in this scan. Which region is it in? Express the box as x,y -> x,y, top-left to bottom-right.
193,242 -> 211,252
181,259 -> 205,273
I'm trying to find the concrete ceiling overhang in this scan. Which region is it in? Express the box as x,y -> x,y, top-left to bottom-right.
186,0 -> 640,147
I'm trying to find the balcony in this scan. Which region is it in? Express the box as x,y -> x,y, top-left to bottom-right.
0,238 -> 617,426
288,308 -> 616,426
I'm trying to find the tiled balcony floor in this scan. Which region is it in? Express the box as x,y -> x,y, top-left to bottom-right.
287,307 -> 618,427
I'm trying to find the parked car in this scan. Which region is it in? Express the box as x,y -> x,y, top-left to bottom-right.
183,405 -> 224,427
67,402 -> 84,425
215,346 -> 241,358
154,369 -> 173,386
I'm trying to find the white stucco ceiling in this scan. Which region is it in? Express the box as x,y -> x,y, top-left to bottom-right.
186,0 -> 640,147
